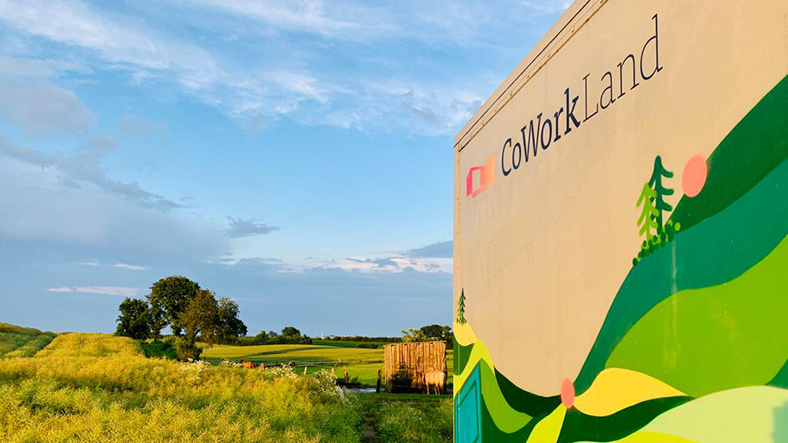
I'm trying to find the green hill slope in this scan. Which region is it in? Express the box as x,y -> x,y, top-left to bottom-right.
0,322 -> 56,358
607,235 -> 788,397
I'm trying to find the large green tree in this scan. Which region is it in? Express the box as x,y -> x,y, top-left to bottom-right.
401,324 -> 453,343
216,297 -> 247,342
181,289 -> 220,345
146,276 -> 201,336
115,298 -> 152,340
281,326 -> 301,337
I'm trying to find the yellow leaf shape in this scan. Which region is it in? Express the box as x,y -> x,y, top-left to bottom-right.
526,405 -> 566,443
574,368 -> 685,417
453,319 -> 478,347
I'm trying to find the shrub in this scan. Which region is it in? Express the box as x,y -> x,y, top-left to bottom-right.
172,337 -> 202,361
140,340 -> 177,359
388,363 -> 414,393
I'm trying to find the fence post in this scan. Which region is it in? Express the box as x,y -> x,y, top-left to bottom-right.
376,369 -> 381,393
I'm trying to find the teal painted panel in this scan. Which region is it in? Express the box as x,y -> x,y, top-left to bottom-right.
455,363 -> 482,443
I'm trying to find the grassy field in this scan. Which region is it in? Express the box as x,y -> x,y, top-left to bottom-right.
0,329 -> 453,442
202,344 -> 454,388
0,322 -> 56,358
202,344 -> 385,386
313,340 -> 392,349
0,333 -> 361,442
357,393 -> 452,443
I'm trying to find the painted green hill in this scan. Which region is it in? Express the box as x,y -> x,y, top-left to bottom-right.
607,235 -> 788,397
576,157 -> 788,392
0,322 -> 56,358
671,75 -> 788,231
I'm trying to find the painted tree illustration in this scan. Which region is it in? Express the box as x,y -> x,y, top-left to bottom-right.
457,290 -> 467,325
636,183 -> 658,241
648,155 -> 674,232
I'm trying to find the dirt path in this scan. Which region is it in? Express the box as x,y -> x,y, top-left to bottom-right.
359,399 -> 379,443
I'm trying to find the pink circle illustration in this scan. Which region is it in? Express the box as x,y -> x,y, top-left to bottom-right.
682,155 -> 708,197
560,378 -> 575,409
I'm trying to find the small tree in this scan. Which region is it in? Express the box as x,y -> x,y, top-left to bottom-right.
419,324 -> 452,343
636,182 -> 659,241
115,298 -> 152,340
400,328 -> 426,343
648,155 -> 674,232
457,290 -> 467,325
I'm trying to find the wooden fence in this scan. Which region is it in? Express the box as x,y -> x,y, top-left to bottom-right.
384,341 -> 447,391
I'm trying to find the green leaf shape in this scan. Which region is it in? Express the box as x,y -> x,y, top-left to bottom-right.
494,367 -> 561,417
557,396 -> 692,443
606,234 -> 788,397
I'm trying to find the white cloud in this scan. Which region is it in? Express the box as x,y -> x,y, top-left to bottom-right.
0,79 -> 95,136
520,0 -> 572,13
0,1 -> 525,135
184,0 -> 391,40
0,0 -> 219,80
310,240 -> 454,274
79,261 -> 147,271
47,287 -> 75,293
48,286 -> 140,296
113,262 -> 146,271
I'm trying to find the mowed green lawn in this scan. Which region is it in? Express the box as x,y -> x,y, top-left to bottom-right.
202,344 -> 454,387
312,340 -> 389,348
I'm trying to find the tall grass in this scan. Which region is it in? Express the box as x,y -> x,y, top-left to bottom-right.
0,322 -> 56,358
0,334 -> 361,442
368,396 -> 453,443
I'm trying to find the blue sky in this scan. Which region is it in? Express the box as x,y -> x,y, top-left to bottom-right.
0,0 -> 565,336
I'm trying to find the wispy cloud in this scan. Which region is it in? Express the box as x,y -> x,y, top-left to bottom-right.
0,0 -> 558,136
79,261 -> 147,271
403,240 -> 452,259
308,240 -> 454,274
226,216 -> 280,238
184,0 -> 393,41
0,0 -> 220,83
48,286 -> 141,297
0,135 -> 183,211
520,0 -> 572,14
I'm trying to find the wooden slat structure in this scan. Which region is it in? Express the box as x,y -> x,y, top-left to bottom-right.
384,341 -> 447,391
